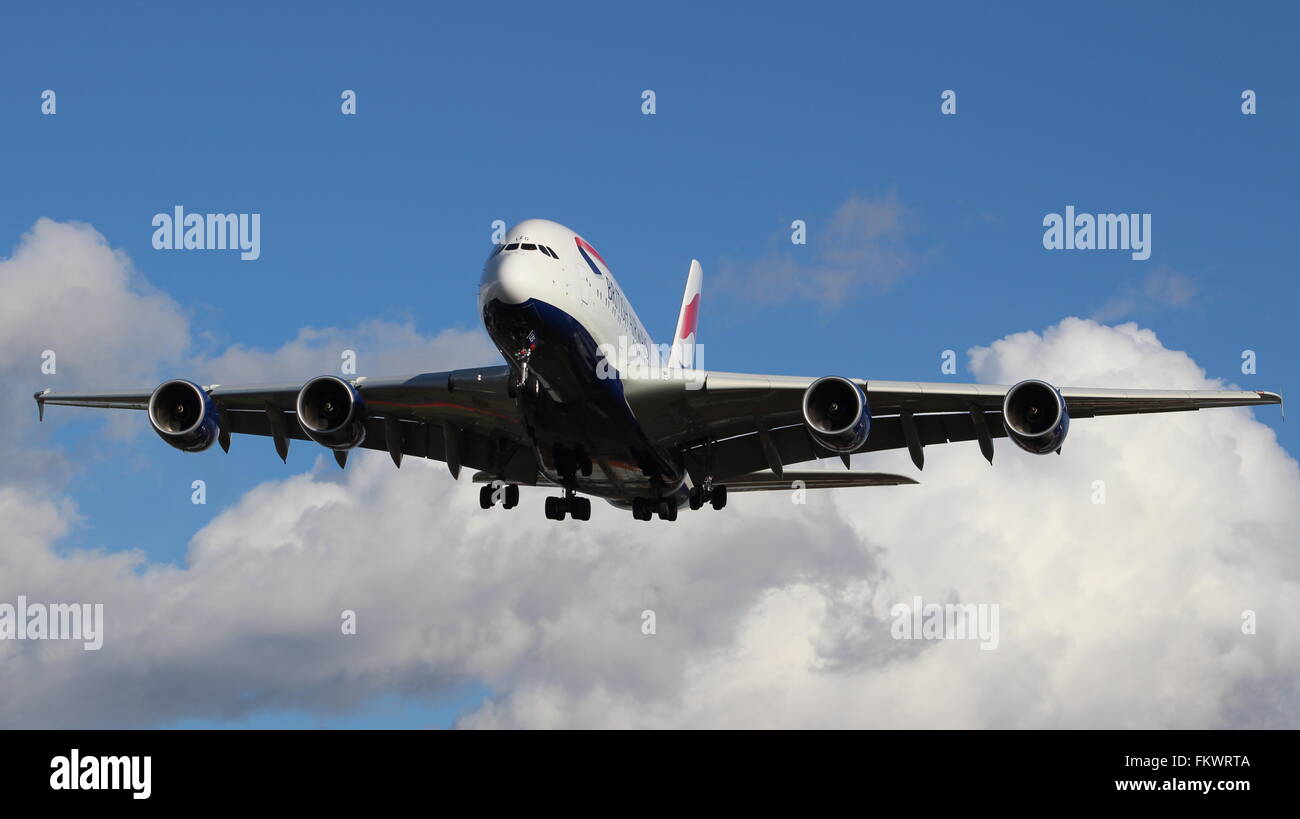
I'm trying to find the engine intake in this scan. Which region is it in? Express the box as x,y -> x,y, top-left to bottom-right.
148,379 -> 219,452
802,376 -> 871,453
296,375 -> 367,450
1002,379 -> 1070,454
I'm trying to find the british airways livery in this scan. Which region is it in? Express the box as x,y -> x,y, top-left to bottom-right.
35,219 -> 1283,522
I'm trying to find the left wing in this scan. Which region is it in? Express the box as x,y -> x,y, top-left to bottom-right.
622,371 -> 1282,480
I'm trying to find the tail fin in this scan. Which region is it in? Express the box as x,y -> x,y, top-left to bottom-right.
668,260 -> 702,369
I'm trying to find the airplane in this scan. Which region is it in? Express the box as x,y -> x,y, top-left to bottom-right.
34,219 -> 1283,522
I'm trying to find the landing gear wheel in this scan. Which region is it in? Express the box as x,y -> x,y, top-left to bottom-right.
710,485 -> 728,510
632,498 -> 652,521
657,501 -> 678,521
688,486 -> 705,510
479,485 -> 494,509
572,497 -> 591,521
504,483 -> 520,509
545,496 -> 566,521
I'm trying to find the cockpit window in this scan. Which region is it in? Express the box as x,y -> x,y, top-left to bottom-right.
520,243 -> 537,251
505,243 -> 520,250
541,246 -> 557,258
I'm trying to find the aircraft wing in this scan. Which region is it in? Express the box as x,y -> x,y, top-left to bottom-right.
34,366 -> 540,482
622,371 -> 1282,481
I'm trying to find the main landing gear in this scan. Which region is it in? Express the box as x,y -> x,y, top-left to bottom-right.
546,489 -> 591,521
479,482 -> 520,510
688,484 -> 727,511
632,498 -> 679,521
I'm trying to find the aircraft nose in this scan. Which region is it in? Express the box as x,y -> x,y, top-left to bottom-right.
484,251 -> 534,306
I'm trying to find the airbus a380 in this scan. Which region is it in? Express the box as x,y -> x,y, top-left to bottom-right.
35,219 -> 1282,522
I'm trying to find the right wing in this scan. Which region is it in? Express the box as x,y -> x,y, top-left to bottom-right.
35,366 -> 540,482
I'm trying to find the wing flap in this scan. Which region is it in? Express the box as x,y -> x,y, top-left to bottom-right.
686,412 -> 1007,481
723,469 -> 918,492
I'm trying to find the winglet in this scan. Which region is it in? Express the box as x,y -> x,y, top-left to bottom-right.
34,389 -> 50,422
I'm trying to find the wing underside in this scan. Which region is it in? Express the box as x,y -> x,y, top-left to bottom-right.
35,366 -> 540,482
32,366 -> 1282,493
624,371 -> 1282,482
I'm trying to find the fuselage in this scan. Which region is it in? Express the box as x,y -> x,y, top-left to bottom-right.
478,219 -> 687,507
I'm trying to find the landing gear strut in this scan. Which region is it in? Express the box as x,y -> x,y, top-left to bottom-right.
545,489 -> 591,521
479,482 -> 520,510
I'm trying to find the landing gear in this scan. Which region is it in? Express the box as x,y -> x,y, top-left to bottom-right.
479,482 -> 520,510
545,490 -> 591,521
513,338 -> 536,391
632,497 -> 680,521
710,484 -> 727,510
688,484 -> 727,511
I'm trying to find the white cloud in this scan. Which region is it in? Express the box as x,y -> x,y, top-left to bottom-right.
1091,268 -> 1199,323
2,221 -> 1296,729
716,192 -> 920,310
190,320 -> 496,386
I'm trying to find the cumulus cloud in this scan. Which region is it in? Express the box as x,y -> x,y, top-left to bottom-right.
7,219 -> 491,486
0,219 -> 189,483
2,220 -> 1296,729
716,192 -> 921,311
190,320 -> 496,386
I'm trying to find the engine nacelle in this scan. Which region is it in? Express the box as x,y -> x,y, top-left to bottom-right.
1002,379 -> 1070,454
148,379 -> 219,452
802,376 -> 871,453
296,375 -> 367,450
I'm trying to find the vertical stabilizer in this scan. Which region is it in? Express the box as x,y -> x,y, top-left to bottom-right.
667,260 -> 702,369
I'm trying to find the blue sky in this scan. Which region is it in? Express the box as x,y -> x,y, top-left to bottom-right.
2,1 -> 1296,727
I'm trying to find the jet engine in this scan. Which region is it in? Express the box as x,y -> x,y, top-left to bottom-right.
148,379 -> 219,452
296,375 -> 367,450
1002,379 -> 1070,454
802,376 -> 871,453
